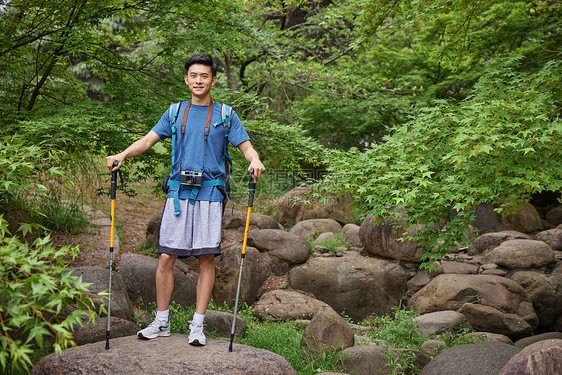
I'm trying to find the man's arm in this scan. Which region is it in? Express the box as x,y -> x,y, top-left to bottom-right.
237,140 -> 265,179
106,130 -> 161,171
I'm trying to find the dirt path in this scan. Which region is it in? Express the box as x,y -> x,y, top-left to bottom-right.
53,181 -> 164,268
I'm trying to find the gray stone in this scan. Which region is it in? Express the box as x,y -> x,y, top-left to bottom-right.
145,212 -> 162,248
339,345 -> 430,375
501,203 -> 543,233
253,289 -> 331,321
70,266 -> 133,321
274,186 -> 355,227
119,253 -> 196,310
313,232 -> 336,244
72,317 -> 138,346
247,229 -> 311,264
513,332 -> 562,348
31,335 -> 297,375
409,274 -> 538,339
510,271 -> 562,329
546,206 -> 562,226
419,341 -> 521,375
204,310 -> 245,336
213,246 -> 270,307
359,213 -> 426,262
484,239 -> 555,269
341,223 -> 362,248
289,257 -> 407,322
472,204 -> 501,233
466,332 -> 514,345
468,230 -> 531,256
222,210 -> 281,230
499,339 -> 562,375
289,218 -> 343,240
429,261 -> 479,276
413,310 -> 468,336
535,228 -> 562,250
301,306 -> 354,359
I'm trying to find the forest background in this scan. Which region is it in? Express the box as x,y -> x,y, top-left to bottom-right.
0,0 -> 561,371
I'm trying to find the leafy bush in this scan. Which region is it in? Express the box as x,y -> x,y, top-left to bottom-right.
0,217 -> 98,372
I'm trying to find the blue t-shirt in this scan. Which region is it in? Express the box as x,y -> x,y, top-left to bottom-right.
152,101 -> 250,201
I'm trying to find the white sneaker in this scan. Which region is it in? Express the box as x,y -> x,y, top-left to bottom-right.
188,321 -> 206,346
137,316 -> 170,340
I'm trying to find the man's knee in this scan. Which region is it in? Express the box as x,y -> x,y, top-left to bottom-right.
157,253 -> 177,272
198,254 -> 215,271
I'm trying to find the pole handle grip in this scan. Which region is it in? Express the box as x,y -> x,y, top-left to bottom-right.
110,161 -> 118,199
248,168 -> 256,207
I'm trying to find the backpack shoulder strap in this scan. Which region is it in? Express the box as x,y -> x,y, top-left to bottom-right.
169,102 -> 182,168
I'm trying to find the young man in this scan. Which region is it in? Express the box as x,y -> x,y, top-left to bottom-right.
106,53 -> 265,346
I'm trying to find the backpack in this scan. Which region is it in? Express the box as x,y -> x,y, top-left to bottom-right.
162,100 -> 234,215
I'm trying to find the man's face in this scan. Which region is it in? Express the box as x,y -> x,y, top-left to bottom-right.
185,64 -> 216,99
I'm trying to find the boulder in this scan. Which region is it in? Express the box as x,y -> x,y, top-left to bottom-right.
247,229 -> 311,264
484,239 -> 555,269
339,345 -> 430,375
289,218 -> 343,240
510,271 -> 562,329
72,317 -> 138,346
429,261 -> 479,276
413,311 -> 468,336
119,253 -> 197,309
31,335 -> 297,375
466,332 -> 514,345
253,289 -> 331,321
145,212 -> 162,248
501,203 -> 543,233
359,214 -> 426,263
472,204 -> 501,233
70,266 -> 133,321
545,206 -> 562,226
222,210 -> 281,230
409,274 -> 538,339
499,339 -> 562,375
274,186 -> 355,227
418,341 -> 521,375
535,228 -> 562,250
301,306 -> 354,359
289,257 -> 407,322
314,232 -> 336,244
341,223 -> 362,248
213,246 -> 270,307
204,310 -> 245,336
468,231 -> 531,256
513,332 -> 562,348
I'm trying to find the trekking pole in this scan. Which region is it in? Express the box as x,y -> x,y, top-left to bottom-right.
106,160 -> 122,350
229,168 -> 256,352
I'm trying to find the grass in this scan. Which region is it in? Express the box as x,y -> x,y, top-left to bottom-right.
307,231 -> 350,254
35,195 -> 90,234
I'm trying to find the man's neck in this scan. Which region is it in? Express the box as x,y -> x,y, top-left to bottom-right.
190,95 -> 212,106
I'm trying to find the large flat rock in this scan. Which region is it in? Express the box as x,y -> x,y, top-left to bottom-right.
32,334 -> 297,375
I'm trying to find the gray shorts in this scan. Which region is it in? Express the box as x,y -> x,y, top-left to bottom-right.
158,198 -> 222,258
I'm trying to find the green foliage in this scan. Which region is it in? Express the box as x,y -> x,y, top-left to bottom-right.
0,217 -> 98,372
241,320 -> 344,375
321,57 -> 562,268
308,232 -> 349,254
367,308 -> 427,349
34,195 -> 89,234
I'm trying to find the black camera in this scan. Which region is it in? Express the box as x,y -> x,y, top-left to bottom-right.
180,170 -> 203,186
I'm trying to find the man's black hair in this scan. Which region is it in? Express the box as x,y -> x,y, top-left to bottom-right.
185,53 -> 217,77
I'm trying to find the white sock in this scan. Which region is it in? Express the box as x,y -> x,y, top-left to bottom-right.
156,309 -> 169,322
192,312 -> 205,325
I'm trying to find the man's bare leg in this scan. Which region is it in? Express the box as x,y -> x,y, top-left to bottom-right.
156,253 -> 177,311
195,254 -> 215,315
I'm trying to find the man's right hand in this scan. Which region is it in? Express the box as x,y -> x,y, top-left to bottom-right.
106,155 -> 123,172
